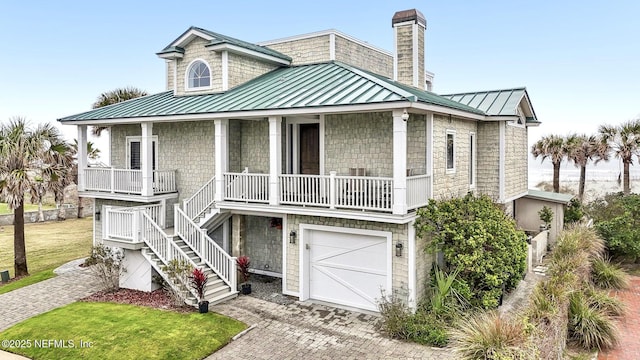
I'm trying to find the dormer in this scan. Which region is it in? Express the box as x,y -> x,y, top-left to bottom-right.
157,27 -> 291,96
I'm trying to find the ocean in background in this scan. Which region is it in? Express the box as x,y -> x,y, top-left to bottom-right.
528,154 -> 640,186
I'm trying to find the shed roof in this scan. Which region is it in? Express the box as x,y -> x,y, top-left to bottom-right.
59,61 -> 484,122
525,189 -> 574,204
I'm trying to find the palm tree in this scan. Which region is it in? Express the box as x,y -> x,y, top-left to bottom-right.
565,134 -> 609,201
71,140 -> 101,218
599,120 -> 640,195
531,135 -> 568,193
91,87 -> 148,136
0,118 -> 71,276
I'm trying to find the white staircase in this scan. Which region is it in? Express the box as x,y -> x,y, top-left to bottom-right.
137,175 -> 238,307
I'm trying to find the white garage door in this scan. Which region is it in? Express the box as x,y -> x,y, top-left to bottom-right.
308,229 -> 389,312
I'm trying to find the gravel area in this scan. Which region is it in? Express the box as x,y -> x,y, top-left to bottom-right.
244,274 -> 296,305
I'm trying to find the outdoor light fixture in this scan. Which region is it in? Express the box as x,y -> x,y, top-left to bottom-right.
289,230 -> 297,244
95,210 -> 101,221
401,109 -> 409,121
395,242 -> 404,257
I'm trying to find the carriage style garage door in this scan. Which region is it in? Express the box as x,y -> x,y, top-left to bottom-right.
306,228 -> 390,312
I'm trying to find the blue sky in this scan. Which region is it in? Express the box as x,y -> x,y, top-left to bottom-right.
1,0 -> 639,151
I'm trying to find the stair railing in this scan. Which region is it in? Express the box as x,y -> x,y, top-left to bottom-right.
174,205 -> 237,292
183,175 -> 217,220
140,212 -> 200,302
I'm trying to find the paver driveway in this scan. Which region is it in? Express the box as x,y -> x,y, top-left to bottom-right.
206,296 -> 456,360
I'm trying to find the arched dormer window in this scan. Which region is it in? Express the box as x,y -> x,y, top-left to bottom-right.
186,59 -> 211,89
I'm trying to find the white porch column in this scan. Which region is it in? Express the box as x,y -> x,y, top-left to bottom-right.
214,119 -> 229,202
269,116 -> 282,206
392,109 -> 408,215
140,122 -> 154,197
77,125 -> 88,191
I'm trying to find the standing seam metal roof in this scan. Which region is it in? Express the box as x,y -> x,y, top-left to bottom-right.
59,61 -> 486,122
440,88 -> 527,116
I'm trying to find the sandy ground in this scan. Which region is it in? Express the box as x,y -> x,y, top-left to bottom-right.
533,179 -> 640,203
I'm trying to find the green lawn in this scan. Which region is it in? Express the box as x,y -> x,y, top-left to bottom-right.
0,217 -> 93,280
0,202 -> 54,215
0,302 -> 246,360
0,269 -> 55,295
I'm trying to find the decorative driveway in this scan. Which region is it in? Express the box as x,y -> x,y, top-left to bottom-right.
598,276 -> 640,360
206,296 -> 455,360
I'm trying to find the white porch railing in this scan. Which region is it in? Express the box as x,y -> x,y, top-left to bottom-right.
174,205 -> 237,291
103,204 -> 166,241
224,172 -> 269,203
335,175 -> 393,211
406,174 -> 431,210
183,176 -> 216,220
84,167 -> 177,195
279,174 -> 330,206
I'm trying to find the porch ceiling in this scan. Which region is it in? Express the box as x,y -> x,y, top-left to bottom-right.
58,61 -> 485,124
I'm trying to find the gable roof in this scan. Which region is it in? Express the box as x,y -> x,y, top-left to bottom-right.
440,87 -> 538,122
159,26 -> 291,62
59,61 -> 484,123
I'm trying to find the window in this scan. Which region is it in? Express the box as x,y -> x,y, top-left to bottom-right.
187,60 -> 211,89
446,130 -> 455,173
469,132 -> 476,187
127,137 -> 158,170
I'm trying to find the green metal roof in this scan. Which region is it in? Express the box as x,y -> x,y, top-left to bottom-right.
59,61 -> 485,122
440,88 -> 529,117
156,46 -> 184,55
526,189 -> 574,204
160,26 -> 291,62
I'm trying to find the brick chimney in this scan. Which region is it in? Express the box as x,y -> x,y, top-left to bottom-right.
392,9 -> 426,89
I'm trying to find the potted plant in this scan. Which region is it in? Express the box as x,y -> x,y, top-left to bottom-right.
189,268 -> 209,313
538,205 -> 553,232
236,256 -> 251,295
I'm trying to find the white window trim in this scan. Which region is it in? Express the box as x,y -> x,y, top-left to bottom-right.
469,132 -> 476,189
184,58 -> 213,92
445,130 -> 456,174
126,135 -> 158,170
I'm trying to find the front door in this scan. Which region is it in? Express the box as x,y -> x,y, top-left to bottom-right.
299,123 -> 319,175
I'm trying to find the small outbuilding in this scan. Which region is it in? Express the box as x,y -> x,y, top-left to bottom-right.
515,189 -> 574,244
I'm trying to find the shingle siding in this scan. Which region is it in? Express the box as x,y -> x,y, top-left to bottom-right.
227,53 -> 278,89
334,35 -> 393,78
505,124 -> 528,200
432,114 -> 477,199
324,112 -> 393,177
266,35 -> 331,65
476,122 -> 501,200
174,37 -> 223,95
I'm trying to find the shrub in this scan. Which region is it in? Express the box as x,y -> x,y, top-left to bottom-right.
85,244 -> 125,291
568,291 -> 619,350
189,268 -> 208,303
429,266 -> 467,316
377,292 -> 450,347
415,194 -> 527,309
236,256 -> 251,283
449,311 -> 538,360
161,259 -> 193,306
587,193 -> 640,261
538,205 -> 553,229
564,198 -> 584,225
591,257 -> 630,290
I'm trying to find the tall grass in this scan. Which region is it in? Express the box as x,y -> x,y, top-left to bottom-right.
568,291 -> 620,350
592,257 -> 630,290
450,311 -> 538,360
